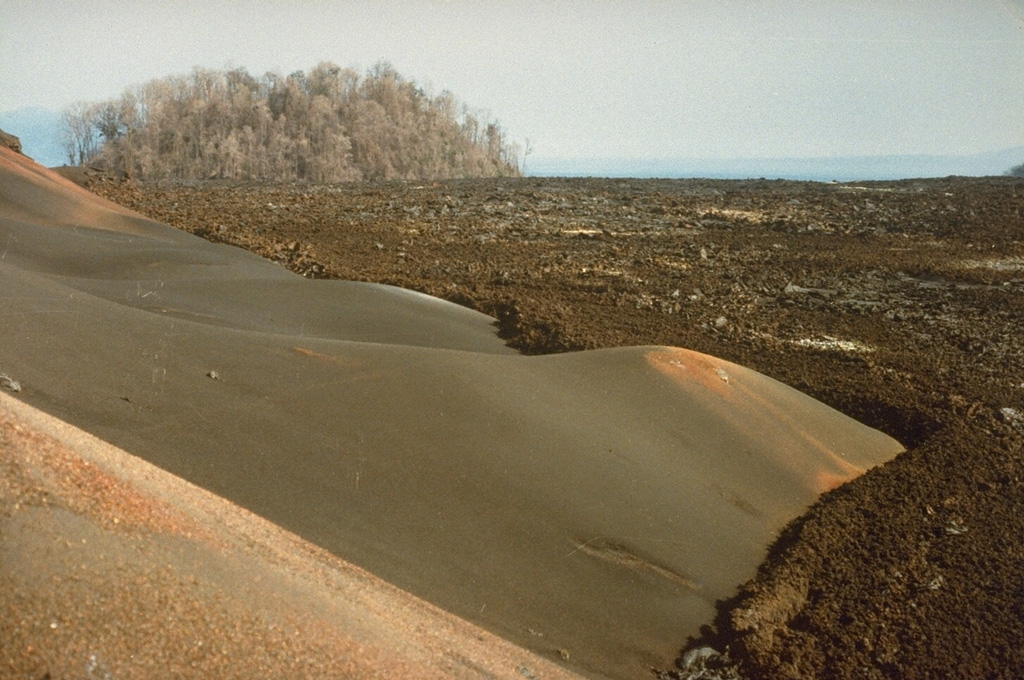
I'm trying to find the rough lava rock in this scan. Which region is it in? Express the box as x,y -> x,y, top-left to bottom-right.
0,129 -> 23,155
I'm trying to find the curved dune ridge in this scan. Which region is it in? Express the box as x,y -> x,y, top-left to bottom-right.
0,145 -> 903,679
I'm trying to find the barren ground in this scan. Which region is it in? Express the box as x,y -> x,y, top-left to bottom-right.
95,175 -> 1024,679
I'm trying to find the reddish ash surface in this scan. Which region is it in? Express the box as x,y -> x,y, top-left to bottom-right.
0,148 -> 151,233
647,348 -> 866,495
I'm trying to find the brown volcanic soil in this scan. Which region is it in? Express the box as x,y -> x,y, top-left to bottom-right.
95,176 -> 1024,679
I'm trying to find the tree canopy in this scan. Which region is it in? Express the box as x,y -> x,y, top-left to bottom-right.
61,62 -> 521,181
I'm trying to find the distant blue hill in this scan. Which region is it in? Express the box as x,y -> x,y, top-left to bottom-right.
529,147 -> 1024,182
0,107 -> 65,167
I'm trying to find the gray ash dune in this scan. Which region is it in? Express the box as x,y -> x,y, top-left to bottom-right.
0,141 -> 901,679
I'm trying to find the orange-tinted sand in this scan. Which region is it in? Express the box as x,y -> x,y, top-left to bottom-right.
0,146 -> 903,678
0,392 -> 584,680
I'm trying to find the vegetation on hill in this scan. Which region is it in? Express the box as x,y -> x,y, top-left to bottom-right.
59,62 -> 521,181
1009,162 -> 1024,178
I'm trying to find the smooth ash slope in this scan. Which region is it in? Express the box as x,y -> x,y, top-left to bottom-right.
0,147 -> 902,679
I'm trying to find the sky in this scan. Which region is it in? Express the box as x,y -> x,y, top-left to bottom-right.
2,0 -> 1023,165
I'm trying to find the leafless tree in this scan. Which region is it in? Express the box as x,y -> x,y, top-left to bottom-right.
59,102 -> 101,166
521,138 -> 534,174
84,61 -> 520,181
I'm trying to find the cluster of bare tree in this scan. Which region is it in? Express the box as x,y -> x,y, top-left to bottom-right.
60,62 -> 522,181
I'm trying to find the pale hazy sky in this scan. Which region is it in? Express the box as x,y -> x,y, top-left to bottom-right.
2,0 -> 1023,161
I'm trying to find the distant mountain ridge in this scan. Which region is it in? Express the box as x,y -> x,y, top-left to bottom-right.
530,147 -> 1024,182
0,107 -> 64,167
4,102 -> 1021,182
